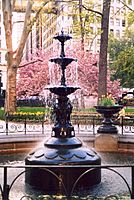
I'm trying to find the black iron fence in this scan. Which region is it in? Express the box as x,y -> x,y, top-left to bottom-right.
0,164 -> 134,200
0,115 -> 133,135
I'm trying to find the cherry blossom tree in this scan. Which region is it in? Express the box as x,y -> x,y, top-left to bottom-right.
17,50 -> 50,98
17,43 -> 121,100
65,42 -> 121,98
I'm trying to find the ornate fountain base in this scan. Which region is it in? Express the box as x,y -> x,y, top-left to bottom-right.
25,137 -> 101,194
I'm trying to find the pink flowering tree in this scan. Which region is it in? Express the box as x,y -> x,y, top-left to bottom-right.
66,42 -> 121,99
17,43 -> 121,102
17,50 -> 50,98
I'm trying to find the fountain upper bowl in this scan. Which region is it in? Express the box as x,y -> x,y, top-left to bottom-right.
46,85 -> 80,96
49,57 -> 77,68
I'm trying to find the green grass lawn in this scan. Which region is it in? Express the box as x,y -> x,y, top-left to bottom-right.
17,106 -> 50,113
125,107 -> 134,113
0,107 -> 50,120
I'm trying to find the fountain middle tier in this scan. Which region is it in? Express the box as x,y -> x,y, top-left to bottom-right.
46,85 -> 80,96
50,57 -> 77,68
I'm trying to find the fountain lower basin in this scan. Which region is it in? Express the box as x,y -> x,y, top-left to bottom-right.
25,137 -> 101,194
0,152 -> 133,199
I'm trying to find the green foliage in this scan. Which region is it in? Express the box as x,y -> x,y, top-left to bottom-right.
108,35 -> 134,88
17,107 -> 49,113
71,0 -> 101,41
0,108 -> 5,119
98,94 -> 115,106
125,12 -> 134,35
113,46 -> 134,88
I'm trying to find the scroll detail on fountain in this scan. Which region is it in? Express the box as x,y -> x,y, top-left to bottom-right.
25,31 -> 101,195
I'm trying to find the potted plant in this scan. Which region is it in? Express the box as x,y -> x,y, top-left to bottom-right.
95,94 -> 123,134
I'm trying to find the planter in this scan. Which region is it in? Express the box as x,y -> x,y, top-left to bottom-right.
95,105 -> 123,134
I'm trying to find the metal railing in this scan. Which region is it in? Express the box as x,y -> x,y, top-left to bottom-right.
0,115 -> 133,136
0,164 -> 134,200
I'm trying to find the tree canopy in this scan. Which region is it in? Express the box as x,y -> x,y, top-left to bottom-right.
108,34 -> 134,89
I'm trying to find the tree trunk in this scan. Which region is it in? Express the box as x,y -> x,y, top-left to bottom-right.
98,0 -> 111,100
79,0 -> 84,50
2,0 -> 33,113
5,63 -> 17,113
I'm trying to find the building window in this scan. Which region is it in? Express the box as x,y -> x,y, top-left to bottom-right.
110,6 -> 114,14
97,39 -> 100,44
122,19 -> 125,27
116,18 -> 120,26
110,29 -> 114,35
0,40 -> 1,48
110,18 -> 114,26
0,27 -> 1,35
122,30 -> 125,37
121,7 -> 126,15
116,30 -> 120,37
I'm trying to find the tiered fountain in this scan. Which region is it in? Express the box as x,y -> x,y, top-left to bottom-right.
25,31 -> 101,195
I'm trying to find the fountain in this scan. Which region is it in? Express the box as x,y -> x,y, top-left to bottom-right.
25,31 -> 101,195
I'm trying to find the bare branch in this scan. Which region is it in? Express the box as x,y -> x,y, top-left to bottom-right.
12,0 -> 16,10
18,58 -> 43,68
120,0 -> 134,12
111,5 -> 125,18
15,0 -> 53,65
82,5 -> 103,17
15,0 -> 33,63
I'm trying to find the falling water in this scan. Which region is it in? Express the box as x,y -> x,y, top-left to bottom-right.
48,62 -> 61,86
75,60 -> 78,86
48,61 -> 53,85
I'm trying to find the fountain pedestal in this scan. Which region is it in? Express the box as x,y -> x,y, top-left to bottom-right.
95,134 -> 118,152
25,31 -> 101,195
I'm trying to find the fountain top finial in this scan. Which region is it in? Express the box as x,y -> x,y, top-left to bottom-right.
54,30 -> 72,44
